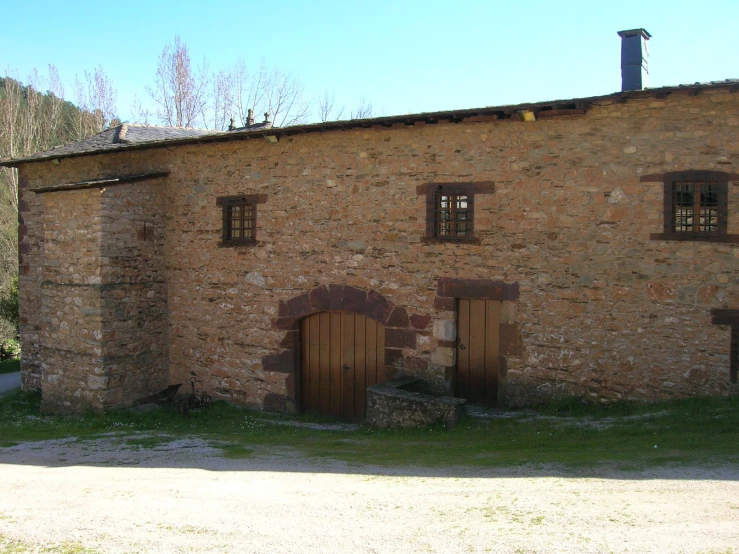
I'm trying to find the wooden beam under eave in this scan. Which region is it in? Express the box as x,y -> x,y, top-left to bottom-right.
32,172 -> 170,194
535,108 -> 588,119
461,115 -> 501,124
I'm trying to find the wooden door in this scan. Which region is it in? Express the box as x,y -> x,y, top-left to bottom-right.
456,299 -> 500,403
300,312 -> 386,419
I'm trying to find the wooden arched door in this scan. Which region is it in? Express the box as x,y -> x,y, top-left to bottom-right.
300,312 -> 386,420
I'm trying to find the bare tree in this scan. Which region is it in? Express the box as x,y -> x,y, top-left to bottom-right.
43,65 -> 66,146
0,71 -> 23,209
263,67 -> 310,127
0,66 -> 71,207
143,37 -> 312,130
318,89 -> 345,122
229,59 -> 265,127
212,68 -> 233,131
72,66 -> 118,138
130,95 -> 151,125
148,36 -> 210,128
350,96 -> 373,120
225,59 -> 310,129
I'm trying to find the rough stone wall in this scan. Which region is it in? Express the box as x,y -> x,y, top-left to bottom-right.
17,170 -> 44,390
98,181 -> 169,408
19,157 -> 169,413
366,377 -> 466,429
17,87 -> 739,412
165,89 -> 739,408
38,188 -> 105,411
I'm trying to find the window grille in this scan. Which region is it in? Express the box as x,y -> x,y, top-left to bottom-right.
417,182 -> 494,244
225,202 -> 255,241
647,171 -> 736,243
216,194 -> 267,246
673,179 -> 719,233
435,193 -> 471,238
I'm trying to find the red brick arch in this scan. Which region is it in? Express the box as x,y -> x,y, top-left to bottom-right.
262,284 -> 431,412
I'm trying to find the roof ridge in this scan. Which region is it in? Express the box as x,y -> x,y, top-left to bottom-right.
125,122 -> 220,132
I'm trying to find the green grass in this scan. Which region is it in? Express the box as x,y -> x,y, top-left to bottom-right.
1,390 -> 738,469
0,358 -> 19,374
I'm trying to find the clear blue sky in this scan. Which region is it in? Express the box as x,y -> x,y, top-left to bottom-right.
2,0 -> 737,124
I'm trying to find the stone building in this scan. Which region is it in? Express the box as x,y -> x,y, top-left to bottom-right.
3,30 -> 738,415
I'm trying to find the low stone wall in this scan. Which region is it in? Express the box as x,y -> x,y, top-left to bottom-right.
366,377 -> 466,429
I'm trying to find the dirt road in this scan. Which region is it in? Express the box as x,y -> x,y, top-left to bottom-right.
1,436 -> 737,553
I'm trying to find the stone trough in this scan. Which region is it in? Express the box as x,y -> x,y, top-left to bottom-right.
365,376 -> 466,429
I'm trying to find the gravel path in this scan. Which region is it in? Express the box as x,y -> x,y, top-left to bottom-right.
1,436 -> 738,553
0,371 -> 21,395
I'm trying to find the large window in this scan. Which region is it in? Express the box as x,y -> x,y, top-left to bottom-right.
647,171 -> 737,243
672,177 -> 721,234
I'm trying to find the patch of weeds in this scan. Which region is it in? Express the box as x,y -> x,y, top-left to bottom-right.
2,390 -> 739,469
179,525 -> 212,535
123,435 -> 173,449
43,544 -> 100,554
0,535 -> 101,554
0,358 -> 19,375
218,444 -> 254,459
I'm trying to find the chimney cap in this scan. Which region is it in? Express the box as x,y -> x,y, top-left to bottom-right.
617,28 -> 651,40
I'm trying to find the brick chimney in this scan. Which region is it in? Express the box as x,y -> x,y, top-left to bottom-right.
618,29 -> 651,91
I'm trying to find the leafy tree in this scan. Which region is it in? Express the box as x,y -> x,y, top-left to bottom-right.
0,274 -> 18,334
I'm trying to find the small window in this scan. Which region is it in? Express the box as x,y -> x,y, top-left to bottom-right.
417,182 -> 495,244
648,171 -> 737,243
225,202 -> 255,242
216,194 -> 267,246
435,192 -> 471,238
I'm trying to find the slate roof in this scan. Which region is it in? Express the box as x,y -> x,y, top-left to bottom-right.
2,121 -> 271,165
2,79 -> 737,167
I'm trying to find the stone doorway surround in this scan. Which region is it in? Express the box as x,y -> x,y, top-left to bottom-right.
432,278 -> 522,403
263,284 -> 431,412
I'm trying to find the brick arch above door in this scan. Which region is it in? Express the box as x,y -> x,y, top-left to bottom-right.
262,284 -> 431,412
273,284 -> 415,330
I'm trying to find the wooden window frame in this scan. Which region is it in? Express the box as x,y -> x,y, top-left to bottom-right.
646,171 -> 739,243
216,194 -> 267,247
434,191 -> 473,240
710,309 -> 739,384
416,182 -> 495,244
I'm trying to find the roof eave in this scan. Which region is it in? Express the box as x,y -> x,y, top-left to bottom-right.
2,80 -> 737,168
